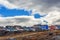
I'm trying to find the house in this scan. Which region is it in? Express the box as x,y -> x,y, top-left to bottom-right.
39,25 -> 49,30
49,25 -> 57,31
29,27 -> 36,32
33,24 -> 42,31
14,25 -> 24,32
55,25 -> 60,30
0,27 -> 6,36
23,27 -> 30,32
5,26 -> 17,32
33,24 -> 48,31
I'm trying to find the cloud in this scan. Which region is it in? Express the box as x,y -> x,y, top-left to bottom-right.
32,0 -> 60,11
0,0 -> 59,13
1,0 -> 60,14
6,0 -> 60,13
0,16 -> 32,26
0,15 -> 48,26
0,11 -> 59,26
0,16 -> 42,26
0,0 -> 60,26
43,11 -> 60,25
0,0 -> 18,9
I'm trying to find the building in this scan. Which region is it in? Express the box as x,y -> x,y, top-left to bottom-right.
49,25 -> 57,31
0,27 -> 6,36
5,25 -> 17,32
55,25 -> 60,30
33,24 -> 49,31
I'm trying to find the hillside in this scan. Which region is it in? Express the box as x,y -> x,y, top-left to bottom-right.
0,30 -> 60,40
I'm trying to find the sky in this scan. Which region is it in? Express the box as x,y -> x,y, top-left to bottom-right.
0,5 -> 32,17
0,5 -> 44,18
0,0 -> 60,26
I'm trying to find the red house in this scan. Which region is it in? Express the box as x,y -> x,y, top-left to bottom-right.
49,25 -> 57,31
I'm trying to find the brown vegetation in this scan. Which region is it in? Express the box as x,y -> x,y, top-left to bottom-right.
0,30 -> 60,40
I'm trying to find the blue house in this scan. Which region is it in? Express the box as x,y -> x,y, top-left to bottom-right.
39,25 -> 49,30
33,24 -> 49,31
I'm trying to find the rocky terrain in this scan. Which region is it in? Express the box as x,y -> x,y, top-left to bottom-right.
0,30 -> 60,40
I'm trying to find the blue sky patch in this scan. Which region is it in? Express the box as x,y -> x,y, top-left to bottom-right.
34,13 -> 46,18
0,5 -> 47,19
0,5 -> 32,17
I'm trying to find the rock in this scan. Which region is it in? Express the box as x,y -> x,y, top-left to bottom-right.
52,35 -> 60,40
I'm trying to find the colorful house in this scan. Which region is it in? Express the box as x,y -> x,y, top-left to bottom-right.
55,25 -> 60,29
49,25 -> 57,31
39,25 -> 48,30
33,24 -> 49,31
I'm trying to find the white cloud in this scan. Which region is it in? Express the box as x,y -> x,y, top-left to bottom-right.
43,10 -> 60,25
0,0 -> 18,9
0,0 -> 60,14
0,16 -> 42,26
0,0 -> 60,26
0,15 -> 49,27
0,0 -> 60,13
6,0 -> 60,13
